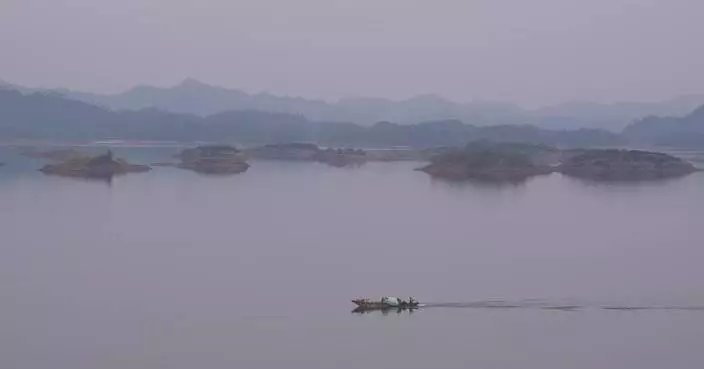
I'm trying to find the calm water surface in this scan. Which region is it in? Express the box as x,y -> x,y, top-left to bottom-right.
1,147 -> 704,369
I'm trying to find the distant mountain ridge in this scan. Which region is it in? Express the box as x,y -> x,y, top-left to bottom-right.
0,88 -> 623,148
3,79 -> 703,131
623,105 -> 704,147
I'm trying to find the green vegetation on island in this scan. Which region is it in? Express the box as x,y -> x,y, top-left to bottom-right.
418,142 -> 699,182
244,143 -> 367,167
39,150 -> 151,178
417,142 -> 556,181
557,149 -> 698,180
177,145 -> 250,174
245,143 -> 321,161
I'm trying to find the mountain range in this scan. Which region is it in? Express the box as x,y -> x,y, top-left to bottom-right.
1,81 -> 702,148
0,88 -> 621,147
3,78 -> 703,131
623,105 -> 704,147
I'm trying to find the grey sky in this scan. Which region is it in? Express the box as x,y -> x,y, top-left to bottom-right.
1,0 -> 702,107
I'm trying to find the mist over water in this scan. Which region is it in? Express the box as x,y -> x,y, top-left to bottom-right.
2,147 -> 704,369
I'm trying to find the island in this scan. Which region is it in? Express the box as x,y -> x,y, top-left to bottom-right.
557,149 -> 699,180
245,143 -> 367,167
416,142 -> 556,181
39,150 -> 151,178
363,148 -> 432,162
316,148 -> 367,167
245,143 -> 321,161
177,145 -> 250,174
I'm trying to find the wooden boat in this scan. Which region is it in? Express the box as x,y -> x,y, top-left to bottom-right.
351,296 -> 420,311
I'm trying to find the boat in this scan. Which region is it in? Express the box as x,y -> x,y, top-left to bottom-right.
351,296 -> 421,311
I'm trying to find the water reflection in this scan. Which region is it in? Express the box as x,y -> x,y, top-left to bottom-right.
39,171 -> 117,186
3,148 -> 704,369
351,307 -> 419,316
427,175 -> 536,191
562,172 -> 700,189
561,172 -> 697,185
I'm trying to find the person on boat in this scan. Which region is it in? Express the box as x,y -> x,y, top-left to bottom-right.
409,297 -> 416,305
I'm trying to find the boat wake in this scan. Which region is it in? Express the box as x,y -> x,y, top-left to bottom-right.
421,299 -> 704,312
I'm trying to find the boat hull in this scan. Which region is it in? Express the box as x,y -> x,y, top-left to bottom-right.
351,299 -> 420,311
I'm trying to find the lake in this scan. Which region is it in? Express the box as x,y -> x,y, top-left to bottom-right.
2,146 -> 704,369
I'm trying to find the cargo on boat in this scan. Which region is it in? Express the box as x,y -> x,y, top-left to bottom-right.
351,296 -> 420,311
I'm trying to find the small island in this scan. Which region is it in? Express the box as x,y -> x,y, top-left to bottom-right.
245,143 -> 321,161
316,148 -> 367,167
418,142 -> 699,182
177,145 -> 250,174
245,143 -> 367,167
417,142 -> 556,181
557,149 -> 698,180
40,150 -> 151,178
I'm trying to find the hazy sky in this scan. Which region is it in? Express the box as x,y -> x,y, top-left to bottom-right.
1,0 -> 702,107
